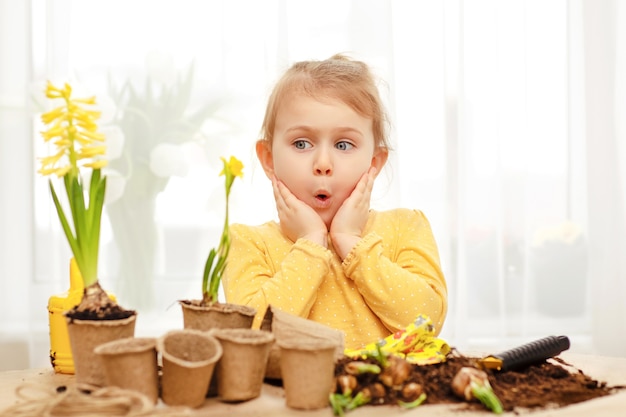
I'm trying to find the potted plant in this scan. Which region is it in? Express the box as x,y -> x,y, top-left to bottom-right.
40,81 -> 136,386
179,155 -> 256,330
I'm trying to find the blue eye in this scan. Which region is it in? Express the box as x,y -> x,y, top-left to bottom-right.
294,139 -> 310,149
336,141 -> 354,151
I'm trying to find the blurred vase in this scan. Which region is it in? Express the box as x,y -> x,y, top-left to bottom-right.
107,194 -> 160,310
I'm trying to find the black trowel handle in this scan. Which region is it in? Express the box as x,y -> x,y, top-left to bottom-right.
493,335 -> 570,371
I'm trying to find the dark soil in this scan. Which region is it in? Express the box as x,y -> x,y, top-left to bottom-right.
65,301 -> 135,321
333,348 -> 624,413
64,282 -> 136,321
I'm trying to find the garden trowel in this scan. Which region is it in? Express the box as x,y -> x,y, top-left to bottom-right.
477,335 -> 571,372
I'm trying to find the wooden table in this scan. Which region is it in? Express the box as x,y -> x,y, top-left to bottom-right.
1,353 -> 625,416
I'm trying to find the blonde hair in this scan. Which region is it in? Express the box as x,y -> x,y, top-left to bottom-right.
260,54 -> 390,150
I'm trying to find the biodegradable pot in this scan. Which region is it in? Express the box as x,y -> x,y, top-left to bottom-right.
158,329 -> 223,408
278,337 -> 338,410
261,306 -> 345,380
179,300 -> 256,331
213,328 -> 275,402
94,337 -> 159,404
66,313 -> 137,387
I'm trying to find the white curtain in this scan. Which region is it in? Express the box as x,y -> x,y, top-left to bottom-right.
0,0 -> 624,370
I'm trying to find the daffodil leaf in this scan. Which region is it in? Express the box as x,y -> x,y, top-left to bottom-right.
208,254 -> 227,300
202,248 -> 217,299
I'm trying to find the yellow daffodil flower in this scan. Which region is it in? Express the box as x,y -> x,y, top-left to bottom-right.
203,156 -> 244,304
220,155 -> 244,179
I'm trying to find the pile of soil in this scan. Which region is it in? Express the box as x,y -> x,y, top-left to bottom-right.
333,349 -> 623,413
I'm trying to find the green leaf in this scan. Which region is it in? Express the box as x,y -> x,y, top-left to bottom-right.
208,254 -> 227,300
76,178 -> 92,278
49,180 -> 80,258
86,169 -> 101,231
202,248 -> 217,299
60,171 -> 104,287
398,393 -> 427,409
86,173 -> 106,287
471,382 -> 504,414
344,361 -> 381,375
329,393 -> 348,417
64,174 -> 88,277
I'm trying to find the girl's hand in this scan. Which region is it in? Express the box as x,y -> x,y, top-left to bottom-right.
272,175 -> 328,247
330,167 -> 377,259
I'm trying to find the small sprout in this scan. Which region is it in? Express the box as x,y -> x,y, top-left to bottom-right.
355,343 -> 389,368
379,355 -> 412,388
451,367 -> 503,414
345,361 -> 381,375
336,374 -> 357,395
330,390 -> 371,417
372,344 -> 389,367
330,393 -> 348,417
398,392 -> 427,409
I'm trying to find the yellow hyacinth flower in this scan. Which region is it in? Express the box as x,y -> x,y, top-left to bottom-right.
39,81 -> 109,288
39,81 -> 107,178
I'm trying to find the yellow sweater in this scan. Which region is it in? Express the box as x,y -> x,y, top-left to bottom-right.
223,208 -> 448,350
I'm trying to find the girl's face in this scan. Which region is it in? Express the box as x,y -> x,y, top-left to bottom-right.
259,94 -> 387,228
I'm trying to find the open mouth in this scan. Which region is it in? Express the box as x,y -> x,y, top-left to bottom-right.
313,191 -> 332,208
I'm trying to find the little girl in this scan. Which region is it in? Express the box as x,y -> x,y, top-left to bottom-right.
223,54 -> 448,349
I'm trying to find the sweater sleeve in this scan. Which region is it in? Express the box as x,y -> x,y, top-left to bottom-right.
341,209 -> 448,335
223,223 -> 333,328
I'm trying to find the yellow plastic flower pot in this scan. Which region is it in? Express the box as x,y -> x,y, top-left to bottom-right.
47,258 -> 115,374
